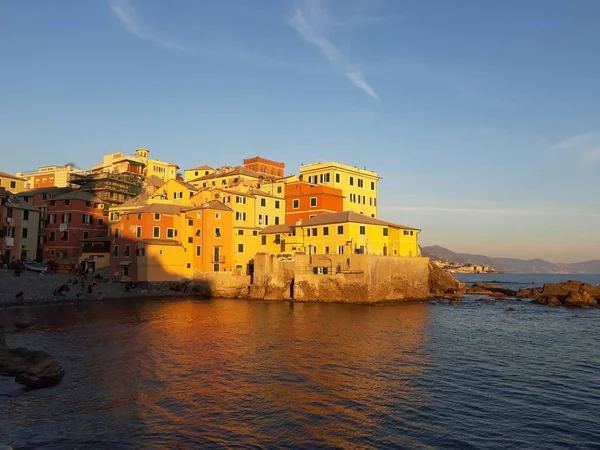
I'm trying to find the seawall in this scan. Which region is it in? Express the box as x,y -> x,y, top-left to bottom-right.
250,253 -> 437,303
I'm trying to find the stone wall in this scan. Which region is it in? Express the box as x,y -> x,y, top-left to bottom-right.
192,271 -> 251,298
250,253 -> 431,303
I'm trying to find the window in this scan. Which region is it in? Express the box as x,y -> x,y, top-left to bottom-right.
215,227 -> 221,237
196,246 -> 201,256
323,227 -> 329,236
337,225 -> 344,234
138,213 -> 142,220
50,249 -> 55,256
215,212 -> 221,220
83,231 -> 89,239
195,229 -> 201,237
237,243 -> 244,253
275,216 -> 280,225
139,248 -> 146,256
64,200 -> 70,206
154,213 -> 161,221
253,230 -> 258,236
42,194 -> 47,200
113,245 -> 119,257
125,245 -> 130,257
186,263 -> 191,268
261,235 -> 267,245
360,226 -> 366,235
260,198 -> 266,207
62,231 -> 69,241
277,186 -> 282,194
153,226 -> 160,238
188,219 -> 193,226
324,246 -> 330,254
23,210 -> 29,220
312,228 -> 318,236
114,228 -> 119,239
136,226 -> 142,238
36,179 -> 40,184
237,229 -> 243,235
371,181 -> 375,190
123,266 -> 129,277
338,245 -> 344,254
293,199 -> 299,209
350,176 -> 354,186
374,198 -> 377,207
167,229 -> 175,238
358,179 -> 364,188
383,228 -> 388,236
50,200 -> 55,206
275,200 -> 280,209
10,181 -> 16,189
99,218 -> 104,226
49,231 -> 56,241
310,198 -> 317,207
335,173 -> 340,183
22,228 -> 28,238
85,201 -> 91,207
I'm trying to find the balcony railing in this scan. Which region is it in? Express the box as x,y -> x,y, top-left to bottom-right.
211,256 -> 226,264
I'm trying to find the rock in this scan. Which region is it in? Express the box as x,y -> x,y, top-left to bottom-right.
428,263 -> 465,294
532,296 -> 562,306
466,287 -> 495,295
472,283 -> 516,297
516,287 -> 542,299
489,291 -> 509,298
563,289 -> 597,307
506,307 -> 516,312
0,338 -> 65,389
529,281 -> 600,308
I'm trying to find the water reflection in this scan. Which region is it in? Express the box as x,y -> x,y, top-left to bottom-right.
1,299 -> 431,449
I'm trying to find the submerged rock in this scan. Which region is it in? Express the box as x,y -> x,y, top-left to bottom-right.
506,307 -> 516,312
0,333 -> 65,389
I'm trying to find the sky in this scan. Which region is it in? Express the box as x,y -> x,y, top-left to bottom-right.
1,0 -> 599,263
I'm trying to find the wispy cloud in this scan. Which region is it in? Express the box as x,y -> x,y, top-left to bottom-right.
109,0 -> 191,53
381,204 -> 600,217
555,131 -> 600,163
289,0 -> 379,101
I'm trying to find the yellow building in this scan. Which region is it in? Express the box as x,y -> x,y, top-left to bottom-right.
260,211 -> 420,257
184,165 -> 215,182
187,165 -> 271,190
153,178 -> 199,205
92,148 -> 179,182
299,162 -> 380,218
0,171 -> 28,193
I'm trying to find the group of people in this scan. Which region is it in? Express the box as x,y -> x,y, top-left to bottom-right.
11,260 -> 25,277
53,273 -> 98,297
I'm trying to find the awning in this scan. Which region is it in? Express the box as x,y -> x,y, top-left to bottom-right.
128,161 -> 145,167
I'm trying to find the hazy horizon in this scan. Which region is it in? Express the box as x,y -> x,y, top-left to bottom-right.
1,0 -> 599,262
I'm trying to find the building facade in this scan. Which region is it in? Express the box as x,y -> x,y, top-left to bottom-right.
0,188 -> 40,264
285,181 -> 344,225
43,191 -> 108,261
0,172 -> 28,194
91,148 -> 179,182
299,162 -> 380,218
184,165 -> 215,182
243,156 -> 285,177
17,164 -> 87,189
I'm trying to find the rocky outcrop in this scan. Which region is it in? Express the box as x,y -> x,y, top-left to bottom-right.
428,262 -> 466,296
470,283 -> 516,297
0,332 -> 65,389
522,281 -> 600,307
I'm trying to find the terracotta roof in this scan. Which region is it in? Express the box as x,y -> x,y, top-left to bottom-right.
184,200 -> 233,213
53,190 -> 103,203
141,239 -> 181,246
187,164 -> 214,171
188,166 -> 264,183
18,187 -> 74,197
300,211 -> 419,230
128,203 -> 184,215
0,171 -> 26,181
259,224 -> 295,235
145,175 -> 164,188
173,179 -> 199,191
116,192 -> 151,208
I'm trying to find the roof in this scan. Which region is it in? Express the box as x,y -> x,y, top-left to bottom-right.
128,203 -> 184,215
188,166 -> 264,183
145,175 -> 164,188
0,171 -> 26,181
115,192 -> 151,208
187,164 -> 214,171
18,187 -> 74,197
173,179 -> 199,191
141,239 -> 181,246
260,224 -> 295,235
53,190 -> 103,203
246,188 -> 282,199
300,211 -> 419,230
299,161 -> 380,178
184,200 -> 233,213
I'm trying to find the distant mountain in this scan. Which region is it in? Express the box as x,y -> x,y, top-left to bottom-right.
421,245 -> 600,274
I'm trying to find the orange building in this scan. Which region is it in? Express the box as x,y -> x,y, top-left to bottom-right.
285,181 -> 344,225
243,156 -> 285,178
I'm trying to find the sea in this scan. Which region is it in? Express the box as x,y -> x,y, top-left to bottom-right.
1,273 -> 600,449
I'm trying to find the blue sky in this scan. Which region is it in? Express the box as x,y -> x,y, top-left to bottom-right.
1,0 -> 599,262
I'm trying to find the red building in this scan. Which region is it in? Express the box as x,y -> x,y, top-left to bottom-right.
285,181 -> 344,225
43,190 -> 108,261
243,156 -> 285,178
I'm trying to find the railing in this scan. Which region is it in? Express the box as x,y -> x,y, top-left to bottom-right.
211,256 -> 226,263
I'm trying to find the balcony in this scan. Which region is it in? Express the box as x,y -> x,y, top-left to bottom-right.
211,256 -> 226,264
